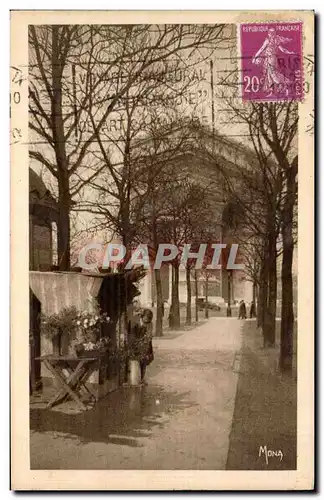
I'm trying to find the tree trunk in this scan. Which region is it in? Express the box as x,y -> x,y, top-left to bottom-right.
169,266 -> 174,328
226,271 -> 232,317
194,270 -> 199,322
257,256 -> 269,343
205,275 -> 209,319
252,281 -> 257,316
264,230 -> 277,346
155,269 -> 164,336
280,157 -> 297,372
280,229 -> 294,372
186,265 -> 192,325
52,27 -> 71,270
57,188 -> 71,270
170,263 -> 180,328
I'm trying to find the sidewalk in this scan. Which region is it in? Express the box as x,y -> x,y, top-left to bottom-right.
30,318 -> 244,469
226,320 -> 297,470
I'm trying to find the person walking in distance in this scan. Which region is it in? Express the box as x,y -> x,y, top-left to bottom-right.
238,300 -> 247,319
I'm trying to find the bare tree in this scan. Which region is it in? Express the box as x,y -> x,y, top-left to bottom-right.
134,115 -> 195,335
199,100 -> 297,368
29,24 -> 232,270
247,103 -> 297,370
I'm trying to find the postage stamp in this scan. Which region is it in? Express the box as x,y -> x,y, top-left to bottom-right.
10,10 -> 314,491
240,22 -> 303,102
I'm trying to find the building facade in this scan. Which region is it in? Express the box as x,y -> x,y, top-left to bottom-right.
29,168 -> 58,271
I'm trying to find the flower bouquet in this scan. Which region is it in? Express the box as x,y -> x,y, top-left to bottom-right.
41,306 -> 112,357
71,311 -> 112,357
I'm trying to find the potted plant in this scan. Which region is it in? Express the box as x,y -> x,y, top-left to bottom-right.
41,306 -> 80,355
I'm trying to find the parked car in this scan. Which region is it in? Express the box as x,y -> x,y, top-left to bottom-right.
196,298 -> 221,311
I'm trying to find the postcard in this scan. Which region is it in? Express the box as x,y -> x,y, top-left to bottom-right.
10,10 -> 314,490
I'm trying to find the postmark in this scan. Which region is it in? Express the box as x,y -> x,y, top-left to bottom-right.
240,22 -> 303,102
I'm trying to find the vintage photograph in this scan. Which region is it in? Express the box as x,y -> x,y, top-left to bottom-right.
10,10 -> 314,490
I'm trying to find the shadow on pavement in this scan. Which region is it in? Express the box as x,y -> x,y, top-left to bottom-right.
226,321 -> 297,470
30,384 -> 196,448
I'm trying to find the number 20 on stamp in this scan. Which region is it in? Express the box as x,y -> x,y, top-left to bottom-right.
240,22 -> 303,102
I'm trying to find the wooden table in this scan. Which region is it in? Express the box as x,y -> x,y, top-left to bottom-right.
35,355 -> 105,411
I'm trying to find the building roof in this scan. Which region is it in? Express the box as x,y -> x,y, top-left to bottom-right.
29,168 -> 57,210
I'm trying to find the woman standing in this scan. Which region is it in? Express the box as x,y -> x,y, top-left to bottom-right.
138,308 -> 154,383
130,306 -> 154,384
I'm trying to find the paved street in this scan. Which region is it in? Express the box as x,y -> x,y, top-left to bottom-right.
30,318 -> 244,469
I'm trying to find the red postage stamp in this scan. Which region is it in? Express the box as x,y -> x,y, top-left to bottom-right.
240,22 -> 303,102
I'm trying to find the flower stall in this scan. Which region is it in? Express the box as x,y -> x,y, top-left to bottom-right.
36,305 -> 129,410
29,268 -> 146,407
30,270 -> 119,401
